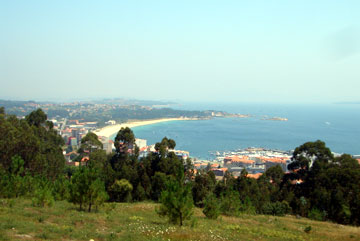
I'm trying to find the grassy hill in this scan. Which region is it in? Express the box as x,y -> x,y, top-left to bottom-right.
0,199 -> 359,241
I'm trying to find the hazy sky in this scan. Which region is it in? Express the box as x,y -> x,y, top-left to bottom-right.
1,1 -> 359,103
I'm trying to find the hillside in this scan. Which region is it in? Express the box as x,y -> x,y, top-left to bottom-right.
0,199 -> 359,241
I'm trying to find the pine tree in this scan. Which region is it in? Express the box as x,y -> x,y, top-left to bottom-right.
203,193 -> 220,219
69,167 -> 108,212
157,169 -> 194,226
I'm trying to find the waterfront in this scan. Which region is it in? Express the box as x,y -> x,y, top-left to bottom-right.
128,103 -> 360,159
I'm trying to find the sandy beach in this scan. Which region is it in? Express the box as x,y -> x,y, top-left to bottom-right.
93,117 -> 192,138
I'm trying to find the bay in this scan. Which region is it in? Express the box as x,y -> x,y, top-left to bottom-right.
119,103 -> 360,159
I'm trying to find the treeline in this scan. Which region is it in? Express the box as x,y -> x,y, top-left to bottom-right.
71,106 -> 210,126
0,108 -> 360,226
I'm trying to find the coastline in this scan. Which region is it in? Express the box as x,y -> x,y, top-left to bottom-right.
93,117 -> 196,138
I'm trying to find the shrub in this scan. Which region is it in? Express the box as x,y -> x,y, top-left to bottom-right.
308,208 -> 326,221
157,174 -> 194,226
69,167 -> 108,211
239,197 -> 256,215
110,179 -> 133,202
220,190 -> 241,216
304,225 -> 312,233
32,184 -> 54,207
133,184 -> 146,201
203,193 -> 220,219
52,177 -> 70,201
262,201 -> 291,216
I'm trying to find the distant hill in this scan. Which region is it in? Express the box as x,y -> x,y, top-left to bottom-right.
0,99 -> 37,108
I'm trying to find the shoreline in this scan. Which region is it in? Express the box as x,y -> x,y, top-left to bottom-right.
93,117 -> 196,138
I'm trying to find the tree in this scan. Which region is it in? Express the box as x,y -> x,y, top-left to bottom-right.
289,140 -> 333,173
25,108 -> 47,127
157,170 -> 194,226
110,179 -> 133,202
151,172 -> 168,201
0,109 -> 65,179
192,170 -> 216,207
203,193 -> 220,219
0,155 -> 28,198
32,179 -> 54,207
264,165 -> 284,186
150,138 -> 182,176
69,167 -> 108,212
78,132 -> 103,155
220,190 -> 241,216
114,127 -> 135,154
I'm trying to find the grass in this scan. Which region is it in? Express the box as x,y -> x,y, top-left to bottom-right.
0,198 -> 359,241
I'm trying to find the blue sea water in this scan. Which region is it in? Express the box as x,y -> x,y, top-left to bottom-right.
116,103 -> 360,159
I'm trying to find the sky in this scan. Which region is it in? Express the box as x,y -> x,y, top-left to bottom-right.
1,0 -> 359,104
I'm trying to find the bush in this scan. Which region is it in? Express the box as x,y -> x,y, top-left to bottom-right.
220,191 -> 241,216
203,193 -> 220,219
110,179 -> 133,202
308,208 -> 326,221
262,201 -> 291,216
239,197 -> 256,215
157,174 -> 194,226
304,225 -> 312,233
69,167 -> 108,211
32,184 -> 54,207
52,177 -> 70,201
133,184 -> 146,201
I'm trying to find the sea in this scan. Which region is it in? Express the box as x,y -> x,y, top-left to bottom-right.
114,102 -> 360,160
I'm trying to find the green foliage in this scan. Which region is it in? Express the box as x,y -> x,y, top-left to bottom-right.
25,108 -> 47,127
110,179 -> 133,202
220,190 -> 241,216
52,177 -> 70,201
69,167 -> 108,212
32,183 -> 54,207
304,225 -> 312,233
114,127 -> 135,153
0,109 -> 65,179
133,184 -> 146,201
155,137 -> 176,152
151,172 -> 168,201
203,193 -> 220,219
264,165 -> 284,185
78,132 -> 103,155
289,140 -> 333,173
0,156 -> 34,198
308,208 -> 326,221
262,201 -> 291,216
88,178 -> 109,211
157,171 -> 194,226
192,171 -> 216,207
239,196 -> 257,215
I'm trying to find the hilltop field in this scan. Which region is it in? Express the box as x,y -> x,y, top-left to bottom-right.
0,199 -> 359,241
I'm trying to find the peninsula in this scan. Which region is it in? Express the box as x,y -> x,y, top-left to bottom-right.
94,117 -> 194,138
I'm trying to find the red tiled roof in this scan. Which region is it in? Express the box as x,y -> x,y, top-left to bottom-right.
224,155 -> 254,164
81,157 -> 89,162
246,173 -> 263,179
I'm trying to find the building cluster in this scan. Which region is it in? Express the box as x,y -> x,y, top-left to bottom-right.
58,119 -> 190,166
58,119 -> 98,147
193,148 -> 291,180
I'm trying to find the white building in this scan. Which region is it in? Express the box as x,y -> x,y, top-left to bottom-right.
135,138 -> 147,149
105,120 -> 116,125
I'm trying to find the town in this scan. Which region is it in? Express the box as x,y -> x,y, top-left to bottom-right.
56,115 -> 292,180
